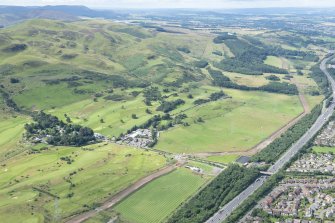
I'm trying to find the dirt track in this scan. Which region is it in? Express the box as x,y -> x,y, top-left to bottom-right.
65,163 -> 179,223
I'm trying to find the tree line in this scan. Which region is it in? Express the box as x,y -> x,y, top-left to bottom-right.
208,69 -> 298,95
194,90 -> 227,105
214,38 -> 289,75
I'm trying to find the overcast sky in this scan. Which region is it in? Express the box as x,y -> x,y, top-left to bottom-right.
1,0 -> 335,9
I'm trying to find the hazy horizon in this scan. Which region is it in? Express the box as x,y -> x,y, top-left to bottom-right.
1,0 -> 335,9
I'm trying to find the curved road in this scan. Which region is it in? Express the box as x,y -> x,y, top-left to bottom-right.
206,55 -> 335,223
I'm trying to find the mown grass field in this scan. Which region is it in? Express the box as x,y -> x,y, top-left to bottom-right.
312,146 -> 335,153
114,168 -> 207,223
0,142 -> 167,222
206,154 -> 240,164
156,88 -> 303,153
0,114 -> 29,159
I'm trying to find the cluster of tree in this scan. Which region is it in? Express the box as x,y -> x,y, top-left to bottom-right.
103,94 -> 125,101
61,53 -> 78,60
25,111 -> 96,146
265,75 -> 280,81
208,68 -> 231,85
167,165 -> 260,223
194,60 -> 209,68
0,64 -> 16,76
143,86 -> 161,105
215,39 -> 288,75
209,91 -> 226,101
164,71 -> 198,88
259,82 -> 298,95
193,90 -> 227,105
157,113 -> 189,131
157,99 -> 185,113
251,104 -> 322,163
212,51 -> 223,56
177,47 -> 191,54
243,36 -> 318,61
213,32 -> 237,44
208,68 -> 298,95
9,77 -> 20,83
60,156 -> 74,164
3,43 -> 27,52
194,98 -> 210,105
325,96 -> 333,108
310,63 -> 331,98
0,88 -> 20,112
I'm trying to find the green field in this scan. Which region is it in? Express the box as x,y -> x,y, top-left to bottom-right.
224,71 -> 270,87
156,88 -> 303,153
114,168 -> 207,223
312,146 -> 335,153
0,17 -> 329,223
0,143 -> 167,222
264,56 -> 284,68
0,115 -> 29,159
206,154 -> 240,164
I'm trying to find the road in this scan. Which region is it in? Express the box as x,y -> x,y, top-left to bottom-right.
205,55 -> 335,223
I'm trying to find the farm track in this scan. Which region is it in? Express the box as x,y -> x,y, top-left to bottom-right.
65,162 -> 182,223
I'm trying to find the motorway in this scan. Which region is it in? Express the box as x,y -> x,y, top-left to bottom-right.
206,55 -> 335,223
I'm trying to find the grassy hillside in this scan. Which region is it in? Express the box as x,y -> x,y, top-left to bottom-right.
0,18 -> 323,152
0,18 -> 327,223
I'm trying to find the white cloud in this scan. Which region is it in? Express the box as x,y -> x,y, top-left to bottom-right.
1,0 -> 335,8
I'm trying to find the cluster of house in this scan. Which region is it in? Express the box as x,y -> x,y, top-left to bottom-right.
117,129 -> 156,148
94,133 -> 107,141
287,153 -> 335,174
245,218 -> 334,223
244,178 -> 335,222
315,121 -> 335,147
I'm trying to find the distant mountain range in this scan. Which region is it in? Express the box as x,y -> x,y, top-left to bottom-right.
0,5 -> 125,26
0,5 -> 334,27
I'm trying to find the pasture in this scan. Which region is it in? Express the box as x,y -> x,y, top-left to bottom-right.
156,88 -> 303,153
206,154 -> 240,164
114,168 -> 207,223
